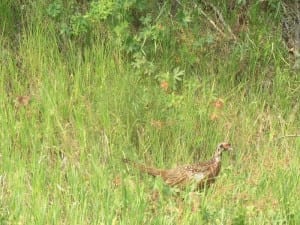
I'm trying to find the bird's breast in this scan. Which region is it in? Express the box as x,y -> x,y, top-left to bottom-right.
193,172 -> 205,182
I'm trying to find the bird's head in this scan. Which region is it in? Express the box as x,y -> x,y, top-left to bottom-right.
214,142 -> 232,158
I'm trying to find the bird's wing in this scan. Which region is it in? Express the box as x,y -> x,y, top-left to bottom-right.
162,168 -> 192,186
182,162 -> 215,182
183,161 -> 214,173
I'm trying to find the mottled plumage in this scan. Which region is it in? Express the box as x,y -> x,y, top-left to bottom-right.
124,142 -> 232,189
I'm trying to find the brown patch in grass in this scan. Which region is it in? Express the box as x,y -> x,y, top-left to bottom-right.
147,190 -> 160,214
150,120 -> 165,129
15,95 -> 31,108
150,190 -> 160,202
189,192 -> 201,212
112,175 -> 122,188
210,113 -> 219,121
150,119 -> 175,130
212,98 -> 224,109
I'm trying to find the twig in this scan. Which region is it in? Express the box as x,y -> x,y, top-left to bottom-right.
198,8 -> 227,38
100,129 -> 111,162
202,1 -> 237,41
277,134 -> 300,139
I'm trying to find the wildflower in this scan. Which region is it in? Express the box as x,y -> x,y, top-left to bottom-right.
160,80 -> 169,91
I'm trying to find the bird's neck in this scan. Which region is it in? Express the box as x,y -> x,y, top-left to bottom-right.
214,155 -> 221,162
214,151 -> 222,162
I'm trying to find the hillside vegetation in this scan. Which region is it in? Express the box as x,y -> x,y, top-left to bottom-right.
0,0 -> 299,224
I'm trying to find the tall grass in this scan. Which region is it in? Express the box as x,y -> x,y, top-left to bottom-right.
0,1 -> 299,224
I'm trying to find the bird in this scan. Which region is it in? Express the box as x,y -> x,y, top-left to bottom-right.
124,142 -> 233,190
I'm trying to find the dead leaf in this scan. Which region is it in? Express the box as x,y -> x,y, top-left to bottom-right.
210,113 -> 219,121
150,190 -> 160,202
150,120 -> 164,129
15,95 -> 31,107
213,98 -> 224,109
112,175 -> 122,188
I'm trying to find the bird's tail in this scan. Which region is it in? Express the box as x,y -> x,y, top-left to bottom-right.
123,158 -> 163,177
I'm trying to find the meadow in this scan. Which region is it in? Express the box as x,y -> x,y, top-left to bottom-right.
0,1 -> 299,224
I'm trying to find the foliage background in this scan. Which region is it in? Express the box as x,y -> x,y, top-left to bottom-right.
0,0 -> 299,224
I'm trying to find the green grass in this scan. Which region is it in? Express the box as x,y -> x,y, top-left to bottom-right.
1,1 -> 300,224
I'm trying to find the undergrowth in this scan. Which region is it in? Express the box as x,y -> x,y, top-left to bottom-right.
0,0 -> 299,224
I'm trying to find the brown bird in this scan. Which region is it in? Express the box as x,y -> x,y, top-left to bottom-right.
124,142 -> 233,189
